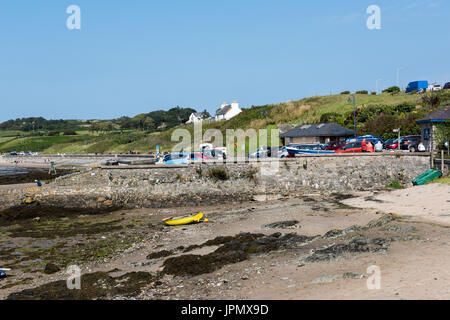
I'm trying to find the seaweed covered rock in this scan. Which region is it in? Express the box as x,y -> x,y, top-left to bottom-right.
163,232 -> 317,276
304,237 -> 391,263
7,271 -> 155,300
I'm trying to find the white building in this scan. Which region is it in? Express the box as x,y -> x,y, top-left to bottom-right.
215,101 -> 242,121
186,112 -> 203,125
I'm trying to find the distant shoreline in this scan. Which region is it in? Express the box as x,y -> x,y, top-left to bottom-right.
0,162 -> 51,169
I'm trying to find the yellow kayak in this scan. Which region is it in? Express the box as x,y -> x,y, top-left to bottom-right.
162,212 -> 204,226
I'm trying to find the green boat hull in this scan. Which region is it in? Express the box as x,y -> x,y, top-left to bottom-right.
412,169 -> 442,186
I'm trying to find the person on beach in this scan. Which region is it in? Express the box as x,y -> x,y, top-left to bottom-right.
35,180 -> 42,187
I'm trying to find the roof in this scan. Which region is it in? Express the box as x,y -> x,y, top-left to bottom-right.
216,105 -> 232,116
280,123 -> 356,138
416,106 -> 450,123
192,112 -> 202,118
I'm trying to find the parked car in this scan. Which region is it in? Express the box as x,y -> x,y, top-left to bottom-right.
189,152 -> 212,161
428,84 -> 442,92
335,141 -> 374,153
383,138 -> 395,149
400,136 -> 422,152
248,147 -> 270,158
324,141 -> 346,151
444,82 -> 450,90
7,152 -> 18,156
406,80 -> 428,94
268,146 -> 289,158
386,138 -> 403,150
346,135 -> 383,145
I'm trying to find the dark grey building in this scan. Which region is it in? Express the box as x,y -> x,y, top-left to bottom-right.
416,106 -> 450,151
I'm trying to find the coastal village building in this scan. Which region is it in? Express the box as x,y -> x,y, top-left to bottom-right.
185,112 -> 203,125
214,101 -> 242,121
416,106 -> 450,151
280,123 -> 355,145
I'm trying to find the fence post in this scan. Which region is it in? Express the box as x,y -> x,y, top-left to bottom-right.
442,150 -> 445,174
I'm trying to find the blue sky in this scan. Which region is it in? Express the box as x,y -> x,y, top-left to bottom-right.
0,0 -> 449,122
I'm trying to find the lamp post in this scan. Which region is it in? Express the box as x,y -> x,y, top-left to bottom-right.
393,128 -> 400,151
348,96 -> 357,137
260,109 -> 268,151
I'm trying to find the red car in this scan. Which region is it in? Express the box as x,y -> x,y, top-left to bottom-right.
335,141 -> 374,153
386,136 -> 420,150
324,141 -> 346,150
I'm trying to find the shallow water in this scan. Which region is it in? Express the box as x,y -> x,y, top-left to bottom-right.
0,166 -> 29,177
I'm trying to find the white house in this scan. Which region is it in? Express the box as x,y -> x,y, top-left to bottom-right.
186,112 -> 203,125
215,101 -> 242,121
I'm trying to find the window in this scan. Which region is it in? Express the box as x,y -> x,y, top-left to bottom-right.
354,142 -> 362,148
424,129 -> 430,140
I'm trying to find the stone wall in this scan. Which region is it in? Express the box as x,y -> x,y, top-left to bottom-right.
0,154 -> 431,211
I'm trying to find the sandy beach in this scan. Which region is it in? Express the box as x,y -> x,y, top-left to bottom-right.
1,182 -> 449,300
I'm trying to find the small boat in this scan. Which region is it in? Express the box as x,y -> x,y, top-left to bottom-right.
162,212 -> 205,226
286,144 -> 335,155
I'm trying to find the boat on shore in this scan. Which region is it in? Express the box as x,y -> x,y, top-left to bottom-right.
286,144 -> 336,155
162,212 -> 205,226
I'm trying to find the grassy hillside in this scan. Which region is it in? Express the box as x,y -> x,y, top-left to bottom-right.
1,91 -> 448,154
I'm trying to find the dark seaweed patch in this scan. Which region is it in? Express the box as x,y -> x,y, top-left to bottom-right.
6,271 -> 155,300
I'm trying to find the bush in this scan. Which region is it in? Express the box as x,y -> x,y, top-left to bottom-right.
371,92 -> 377,95
356,90 -> 369,94
47,131 -> 60,136
208,168 -> 229,181
340,91 -> 350,95
383,86 -> 400,94
386,180 -> 403,189
63,131 -> 78,136
320,112 -> 342,124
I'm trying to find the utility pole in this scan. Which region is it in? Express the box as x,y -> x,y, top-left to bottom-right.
260,109 -> 268,149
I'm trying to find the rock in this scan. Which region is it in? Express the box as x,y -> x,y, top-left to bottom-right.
312,274 -> 342,284
33,217 -> 41,222
44,263 -> 60,274
343,272 -> 364,279
263,221 -> 300,229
